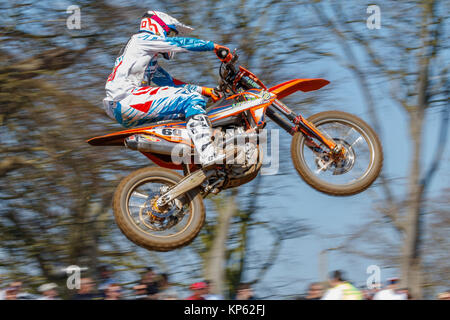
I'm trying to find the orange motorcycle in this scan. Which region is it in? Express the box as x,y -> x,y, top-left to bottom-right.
88,51 -> 383,251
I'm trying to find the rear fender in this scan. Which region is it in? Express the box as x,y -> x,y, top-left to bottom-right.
87,128 -> 150,146
269,78 -> 329,100
86,122 -> 191,147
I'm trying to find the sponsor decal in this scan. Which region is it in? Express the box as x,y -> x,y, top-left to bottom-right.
258,90 -> 273,100
231,98 -> 264,110
142,135 -> 161,142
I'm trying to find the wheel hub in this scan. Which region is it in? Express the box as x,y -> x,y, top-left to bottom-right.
315,138 -> 356,175
142,196 -> 171,222
332,139 -> 356,175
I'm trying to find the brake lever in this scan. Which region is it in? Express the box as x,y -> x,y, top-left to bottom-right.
225,49 -> 238,72
231,49 -> 238,63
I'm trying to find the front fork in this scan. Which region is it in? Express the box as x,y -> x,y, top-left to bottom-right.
267,99 -> 339,154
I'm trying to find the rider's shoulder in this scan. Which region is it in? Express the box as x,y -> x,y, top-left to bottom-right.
133,32 -> 164,42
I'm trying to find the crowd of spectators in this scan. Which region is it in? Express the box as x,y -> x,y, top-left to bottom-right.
298,270 -> 448,300
0,265 -> 256,300
0,267 -> 448,300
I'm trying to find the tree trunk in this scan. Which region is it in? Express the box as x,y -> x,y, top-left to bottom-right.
400,105 -> 426,299
204,190 -> 238,296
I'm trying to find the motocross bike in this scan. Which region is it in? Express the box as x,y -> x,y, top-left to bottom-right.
88,50 -> 383,252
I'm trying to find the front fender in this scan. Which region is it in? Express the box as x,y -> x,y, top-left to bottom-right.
269,78 -> 329,100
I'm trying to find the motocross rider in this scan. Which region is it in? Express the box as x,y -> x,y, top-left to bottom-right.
103,11 -> 233,167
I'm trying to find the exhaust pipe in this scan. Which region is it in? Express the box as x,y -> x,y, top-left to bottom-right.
125,134 -> 190,156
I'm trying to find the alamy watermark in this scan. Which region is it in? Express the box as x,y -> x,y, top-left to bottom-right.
366,5 -> 381,29
168,128 -> 280,175
65,265 -> 82,289
366,265 -> 381,289
66,5 -> 81,30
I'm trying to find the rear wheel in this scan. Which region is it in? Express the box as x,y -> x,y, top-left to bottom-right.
291,111 -> 383,196
113,167 -> 205,251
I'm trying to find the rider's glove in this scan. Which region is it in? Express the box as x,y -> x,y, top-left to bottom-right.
214,44 -> 233,63
201,87 -> 223,102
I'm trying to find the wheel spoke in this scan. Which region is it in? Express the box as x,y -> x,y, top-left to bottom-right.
132,191 -> 149,200
315,159 -> 333,174
350,135 -> 364,147
343,127 -> 356,140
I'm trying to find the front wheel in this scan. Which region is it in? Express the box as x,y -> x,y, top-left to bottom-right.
291,111 -> 383,196
113,167 -> 205,251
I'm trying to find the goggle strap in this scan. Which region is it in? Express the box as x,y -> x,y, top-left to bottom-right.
149,15 -> 171,35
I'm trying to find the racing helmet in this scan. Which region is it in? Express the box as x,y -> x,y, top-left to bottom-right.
139,11 -> 194,60
139,11 -> 194,37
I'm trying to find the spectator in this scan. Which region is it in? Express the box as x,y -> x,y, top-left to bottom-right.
359,283 -> 380,300
98,265 -> 115,293
133,283 -> 149,300
72,277 -> 102,300
235,283 -> 256,300
159,292 -> 178,300
1,281 -> 34,300
361,287 -> 373,300
397,287 -> 412,300
140,267 -> 159,299
321,270 -> 363,300
305,282 -> 323,300
372,278 -> 407,300
437,291 -> 450,300
203,280 -> 224,300
186,282 -> 208,300
157,273 -> 178,300
4,288 -> 19,300
3,282 -> 22,300
368,282 -> 382,299
38,283 -> 60,300
104,283 -> 122,300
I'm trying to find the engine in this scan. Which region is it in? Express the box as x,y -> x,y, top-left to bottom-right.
215,127 -> 262,179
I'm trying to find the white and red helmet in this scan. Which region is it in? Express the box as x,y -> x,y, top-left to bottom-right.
139,11 -> 194,37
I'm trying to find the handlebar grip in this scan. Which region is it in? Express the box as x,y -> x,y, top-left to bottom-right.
217,48 -> 229,59
212,87 -> 224,98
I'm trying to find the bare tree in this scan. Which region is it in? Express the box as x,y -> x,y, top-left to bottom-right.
307,0 -> 449,298
1,0 -> 316,297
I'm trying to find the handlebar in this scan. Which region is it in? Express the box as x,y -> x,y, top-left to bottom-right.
216,50 -> 265,96
216,50 -> 238,93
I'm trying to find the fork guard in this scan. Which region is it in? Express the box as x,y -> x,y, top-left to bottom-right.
156,168 -> 214,207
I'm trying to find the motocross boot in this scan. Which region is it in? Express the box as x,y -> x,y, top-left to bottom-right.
186,114 -> 225,168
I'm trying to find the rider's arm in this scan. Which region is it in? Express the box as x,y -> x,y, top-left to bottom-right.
137,34 -> 215,53
163,37 -> 215,52
136,34 -> 231,62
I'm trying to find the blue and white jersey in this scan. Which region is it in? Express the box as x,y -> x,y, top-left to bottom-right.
105,32 -> 214,102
